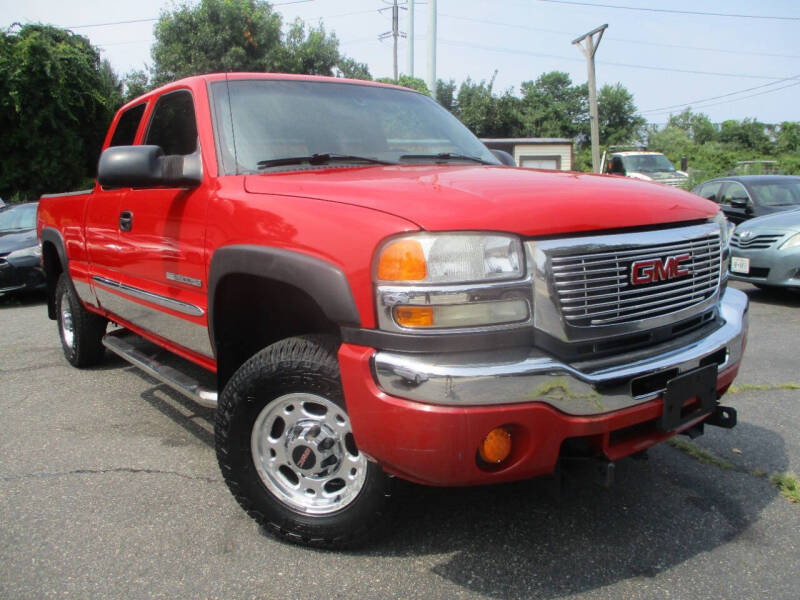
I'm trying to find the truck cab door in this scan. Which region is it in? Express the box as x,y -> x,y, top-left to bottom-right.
92,89 -> 213,360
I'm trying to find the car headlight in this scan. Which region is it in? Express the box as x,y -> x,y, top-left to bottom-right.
376,233 -> 523,283
7,244 -> 41,260
779,233 -> 800,250
374,233 -> 530,330
713,211 -> 733,249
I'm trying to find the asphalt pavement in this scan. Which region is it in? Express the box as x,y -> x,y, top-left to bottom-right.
1,281 -> 799,599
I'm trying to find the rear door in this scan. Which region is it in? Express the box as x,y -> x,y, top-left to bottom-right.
92,89 -> 214,359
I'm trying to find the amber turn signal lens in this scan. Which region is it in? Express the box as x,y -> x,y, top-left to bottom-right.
393,306 -> 434,327
479,428 -> 512,464
377,239 -> 427,281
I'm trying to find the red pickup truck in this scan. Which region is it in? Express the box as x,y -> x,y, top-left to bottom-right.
38,73 -> 748,548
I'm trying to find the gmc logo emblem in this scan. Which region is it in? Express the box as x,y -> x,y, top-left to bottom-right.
631,254 -> 692,285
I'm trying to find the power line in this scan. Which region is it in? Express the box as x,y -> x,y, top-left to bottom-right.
531,0 -> 800,21
640,75 -> 800,114
643,81 -> 800,116
439,12 -> 800,60
438,39 -> 791,81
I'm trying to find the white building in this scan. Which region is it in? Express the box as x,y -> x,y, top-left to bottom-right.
482,138 -> 574,171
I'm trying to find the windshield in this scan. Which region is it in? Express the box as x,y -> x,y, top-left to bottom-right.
0,203 -> 37,232
211,79 -> 499,173
622,154 -> 676,173
749,180 -> 800,207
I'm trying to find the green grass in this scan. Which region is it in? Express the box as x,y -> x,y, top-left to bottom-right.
770,472 -> 800,504
727,382 -> 800,394
665,438 -> 734,470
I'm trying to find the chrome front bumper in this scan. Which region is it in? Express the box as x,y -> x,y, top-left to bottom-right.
373,287 -> 748,415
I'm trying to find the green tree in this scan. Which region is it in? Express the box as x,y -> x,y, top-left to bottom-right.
335,56 -> 371,80
121,70 -> 151,103
519,71 -> 588,139
598,83 -> 645,146
777,121 -> 800,153
0,24 -> 118,200
435,78 -> 457,113
377,75 -> 430,95
718,118 -> 773,154
151,0 -> 365,85
456,75 -> 522,137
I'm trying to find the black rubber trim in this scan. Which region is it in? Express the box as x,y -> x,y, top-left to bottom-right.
341,326 -> 535,353
40,227 -> 69,319
208,245 -> 361,352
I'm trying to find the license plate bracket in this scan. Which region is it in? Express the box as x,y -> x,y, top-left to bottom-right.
659,364 -> 718,432
731,256 -> 750,274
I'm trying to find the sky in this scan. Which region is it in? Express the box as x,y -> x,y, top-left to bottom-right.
2,0 -> 798,124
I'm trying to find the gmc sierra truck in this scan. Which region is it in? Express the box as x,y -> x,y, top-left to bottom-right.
38,73 -> 748,548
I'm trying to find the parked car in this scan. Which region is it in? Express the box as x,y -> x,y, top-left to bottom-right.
602,151 -> 688,187
0,202 -> 44,294
693,175 -> 800,225
729,208 -> 800,290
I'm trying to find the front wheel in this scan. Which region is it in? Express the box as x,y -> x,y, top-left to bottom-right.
215,335 -> 392,548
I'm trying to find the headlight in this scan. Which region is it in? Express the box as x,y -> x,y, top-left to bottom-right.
779,232 -> 800,250
376,233 -> 523,283
713,211 -> 733,249
7,244 -> 41,260
375,232 -> 530,330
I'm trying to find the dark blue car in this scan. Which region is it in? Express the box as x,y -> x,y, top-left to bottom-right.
0,202 -> 45,294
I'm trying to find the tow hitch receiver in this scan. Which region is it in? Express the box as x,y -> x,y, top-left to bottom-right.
706,405 -> 737,429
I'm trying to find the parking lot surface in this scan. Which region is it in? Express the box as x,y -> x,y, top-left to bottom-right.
1,281 -> 799,599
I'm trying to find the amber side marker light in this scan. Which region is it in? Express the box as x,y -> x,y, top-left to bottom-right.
377,239 -> 427,281
393,306 -> 434,327
479,428 -> 512,464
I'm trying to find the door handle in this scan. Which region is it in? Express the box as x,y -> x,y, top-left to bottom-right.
119,210 -> 133,232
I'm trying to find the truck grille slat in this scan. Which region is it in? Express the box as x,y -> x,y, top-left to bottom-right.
549,232 -> 721,327
551,238 -> 719,268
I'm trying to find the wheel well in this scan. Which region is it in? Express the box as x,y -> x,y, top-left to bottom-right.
41,241 -> 63,319
212,274 -> 340,390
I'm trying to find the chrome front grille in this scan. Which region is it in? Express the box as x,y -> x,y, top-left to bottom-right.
549,232 -> 721,327
730,232 -> 782,249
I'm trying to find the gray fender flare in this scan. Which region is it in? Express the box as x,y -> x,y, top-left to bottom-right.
40,227 -> 69,319
207,245 -> 362,353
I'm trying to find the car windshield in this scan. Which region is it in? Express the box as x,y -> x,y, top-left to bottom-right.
749,180 -> 800,207
622,154 -> 676,173
0,203 -> 37,232
210,79 -> 499,173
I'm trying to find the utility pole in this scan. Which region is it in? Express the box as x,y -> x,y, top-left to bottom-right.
379,0 -> 406,81
406,0 -> 414,77
427,0 -> 437,97
572,24 -> 607,173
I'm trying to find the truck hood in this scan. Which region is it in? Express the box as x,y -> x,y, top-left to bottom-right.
244,165 -> 717,236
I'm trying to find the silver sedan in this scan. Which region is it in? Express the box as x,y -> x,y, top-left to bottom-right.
729,208 -> 800,290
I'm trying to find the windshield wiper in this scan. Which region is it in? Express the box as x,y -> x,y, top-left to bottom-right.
257,153 -> 395,169
399,152 -> 493,164
399,152 -> 492,164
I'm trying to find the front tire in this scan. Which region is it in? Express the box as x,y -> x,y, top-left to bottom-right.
55,273 -> 107,367
215,335 -> 392,548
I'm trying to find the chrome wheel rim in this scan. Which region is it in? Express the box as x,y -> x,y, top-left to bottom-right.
60,300 -> 75,350
251,393 -> 367,515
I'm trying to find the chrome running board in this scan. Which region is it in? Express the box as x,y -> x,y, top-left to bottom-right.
102,332 -> 218,409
